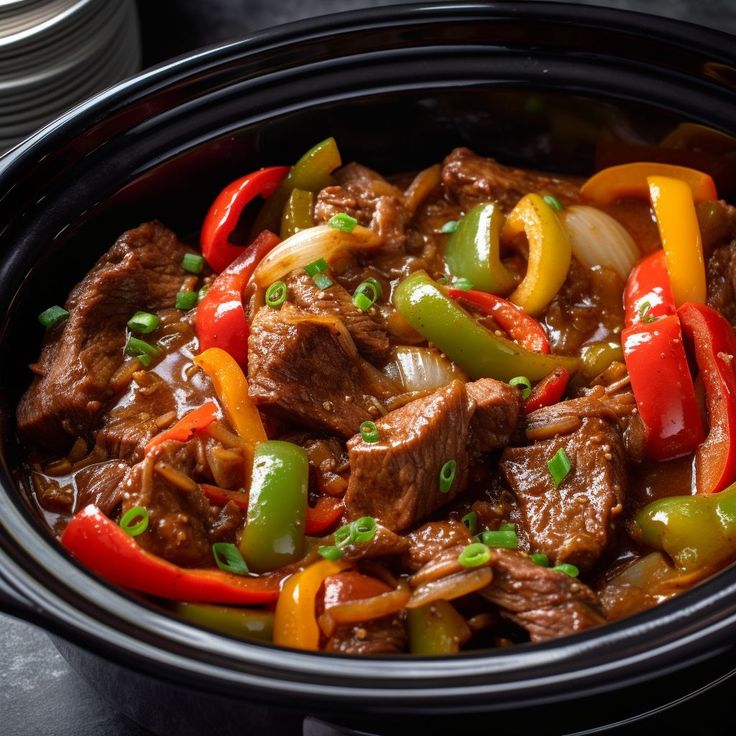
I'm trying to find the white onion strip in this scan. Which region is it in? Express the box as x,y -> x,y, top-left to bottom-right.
406,567 -> 493,609
560,205 -> 639,279
252,224 -> 381,287
383,346 -> 467,393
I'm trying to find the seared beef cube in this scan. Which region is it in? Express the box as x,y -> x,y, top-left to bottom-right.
17,222 -> 193,451
500,413 -> 627,571
285,269 -> 390,365
401,521 -> 473,574
74,460 -> 129,515
314,163 -> 408,251
344,380 -> 472,532
466,378 -> 521,454
482,549 -> 605,642
340,522 -> 410,561
247,303 -> 398,438
441,147 -> 581,213
707,235 -> 736,327
325,615 -> 407,655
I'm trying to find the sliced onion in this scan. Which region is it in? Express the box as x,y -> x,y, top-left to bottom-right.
318,581 -> 411,636
406,567 -> 493,609
383,346 -> 467,393
252,224 -> 381,287
560,205 -> 639,279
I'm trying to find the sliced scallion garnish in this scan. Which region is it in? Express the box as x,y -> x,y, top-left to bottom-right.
318,545 -> 343,560
212,542 -> 249,575
181,252 -> 204,274
639,300 -> 655,323
304,257 -> 329,277
352,516 -> 377,544
38,305 -> 69,329
119,506 -> 149,537
543,194 -> 564,212
127,311 -> 160,334
458,542 -> 492,568
327,212 -> 358,233
530,553 -> 550,567
548,447 -> 572,487
439,459 -> 457,494
175,291 -> 198,310
265,280 -> 288,308
360,420 -> 380,443
479,529 -> 518,549
509,375 -> 532,399
461,510 -> 478,535
552,563 -> 579,578
353,280 -> 379,311
124,334 -> 161,360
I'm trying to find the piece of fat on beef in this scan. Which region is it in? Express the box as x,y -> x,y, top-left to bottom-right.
247,303 -> 399,439
313,162 -> 409,251
441,147 -> 581,213
481,549 -> 605,642
284,268 -> 391,365
500,398 -> 627,571
17,222 -> 193,452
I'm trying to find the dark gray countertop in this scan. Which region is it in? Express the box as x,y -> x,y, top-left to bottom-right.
4,1 -> 736,734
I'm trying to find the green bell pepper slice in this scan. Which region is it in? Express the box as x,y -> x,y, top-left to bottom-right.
175,602 -> 274,642
633,481 -> 736,573
280,188 -> 315,239
580,340 -> 624,379
445,203 -> 516,295
253,137 -> 342,235
407,601 -> 470,654
240,440 -> 309,573
393,270 -> 580,381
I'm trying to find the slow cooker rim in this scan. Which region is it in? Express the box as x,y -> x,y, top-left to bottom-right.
2,0 -> 736,709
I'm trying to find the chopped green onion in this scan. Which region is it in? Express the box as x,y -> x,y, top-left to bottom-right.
312,272 -> 334,290
548,447 -> 572,486
38,305 -> 69,329
181,253 -> 204,274
124,335 -> 161,360
439,459 -> 457,493
175,291 -> 198,310
461,511 -> 478,535
441,220 -> 460,233
212,542 -> 249,575
530,553 -> 550,567
334,523 -> 358,548
479,529 -> 518,549
543,194 -> 564,212
327,212 -> 358,233
304,257 -> 330,276
362,276 -> 383,299
318,545 -> 343,560
360,420 -> 380,443
353,280 -> 379,311
265,280 -> 288,308
452,277 -> 473,291
137,353 -> 152,368
552,563 -> 580,577
119,506 -> 149,537
127,311 -> 160,334
509,375 -> 532,399
352,516 -> 377,544
458,542 -> 492,568
639,300 -> 656,323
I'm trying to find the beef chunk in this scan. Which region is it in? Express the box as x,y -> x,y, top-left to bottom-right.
325,615 -> 407,655
74,460 -> 128,515
466,378 -> 521,454
482,549 -> 605,642
340,522 -> 410,561
247,303 -> 398,438
500,406 -> 627,571
314,163 -> 408,250
707,239 -> 736,327
441,147 -> 581,213
344,380 -> 472,532
285,269 -> 391,365
401,521 -> 473,574
17,222 -> 192,451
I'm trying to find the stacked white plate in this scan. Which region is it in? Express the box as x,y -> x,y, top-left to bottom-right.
0,0 -> 140,153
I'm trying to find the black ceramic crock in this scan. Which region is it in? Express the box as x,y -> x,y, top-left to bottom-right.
2,3 -> 736,734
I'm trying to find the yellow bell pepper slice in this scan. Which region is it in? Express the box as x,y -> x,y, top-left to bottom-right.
502,193 -> 572,316
193,347 -> 267,478
647,175 -> 706,306
581,162 -> 717,204
273,559 -> 350,650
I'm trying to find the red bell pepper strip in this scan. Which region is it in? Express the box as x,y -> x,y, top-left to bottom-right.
194,230 -> 280,365
678,303 -> 736,494
305,496 -> 344,536
201,166 -> 289,273
622,315 -> 705,461
523,366 -> 570,414
61,505 -> 280,604
624,250 -> 676,328
145,402 -> 218,454
200,483 -> 249,510
448,288 -> 550,354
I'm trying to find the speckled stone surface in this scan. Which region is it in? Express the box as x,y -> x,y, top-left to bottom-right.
4,1 -> 736,734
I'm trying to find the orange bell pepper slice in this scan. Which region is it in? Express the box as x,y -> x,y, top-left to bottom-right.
648,176 -> 706,306
273,559 -> 350,650
581,162 -> 717,204
145,402 -> 218,454
194,347 -> 267,480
